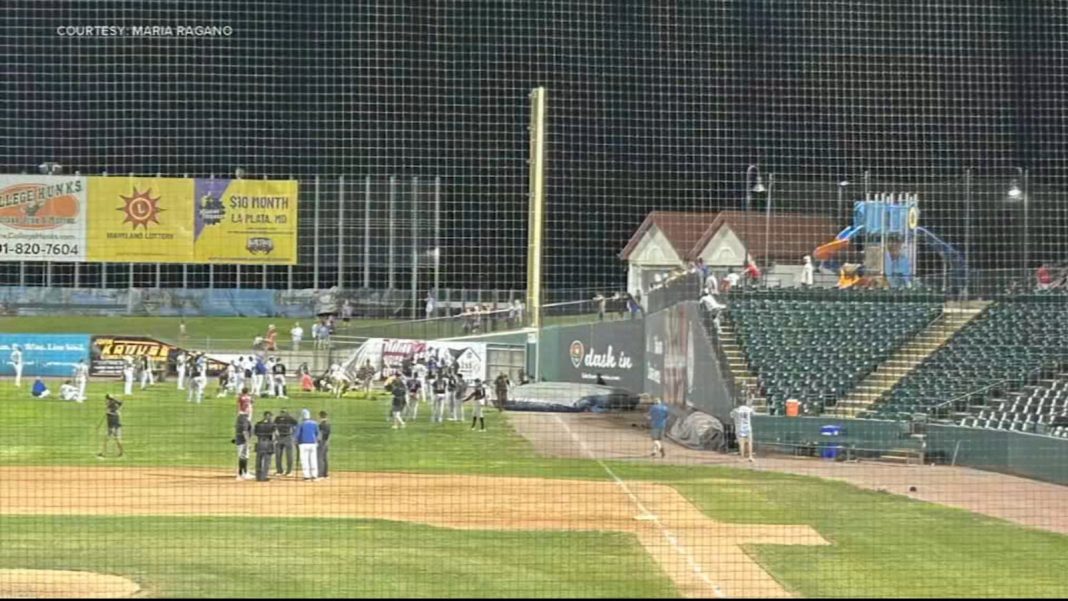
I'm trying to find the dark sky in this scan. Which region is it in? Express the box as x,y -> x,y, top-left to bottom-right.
2,1 -> 1066,292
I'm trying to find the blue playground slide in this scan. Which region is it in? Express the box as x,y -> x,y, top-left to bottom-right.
916,227 -> 966,284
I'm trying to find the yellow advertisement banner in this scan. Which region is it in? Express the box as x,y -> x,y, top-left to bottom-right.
86,177 -> 195,262
193,178 -> 298,264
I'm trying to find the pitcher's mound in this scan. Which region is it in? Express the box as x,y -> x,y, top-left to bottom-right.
0,569 -> 141,598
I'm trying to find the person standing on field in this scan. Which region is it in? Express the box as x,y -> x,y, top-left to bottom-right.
390,378 -> 407,429
237,387 -> 254,421
647,397 -> 669,458
290,322 -> 303,351
253,411 -> 276,482
187,358 -> 207,404
122,355 -> 135,396
493,372 -> 511,411
731,398 -> 756,462
272,409 -> 298,477
98,394 -> 125,459
73,358 -> 89,403
139,355 -> 155,390
234,413 -> 253,480
9,345 -> 23,388
265,324 -> 278,351
175,351 -> 187,391
431,372 -> 449,424
463,379 -> 488,431
450,372 -> 467,422
296,409 -> 320,480
317,411 -> 331,479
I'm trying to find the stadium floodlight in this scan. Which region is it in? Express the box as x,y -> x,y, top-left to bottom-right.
1005,167 -> 1029,279
37,161 -> 62,175
234,167 -> 246,179
745,164 -> 764,211
837,179 -> 850,219
1006,168 -> 1024,201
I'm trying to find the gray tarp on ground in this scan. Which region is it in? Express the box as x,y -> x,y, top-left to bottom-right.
504,382 -> 640,413
667,410 -> 726,451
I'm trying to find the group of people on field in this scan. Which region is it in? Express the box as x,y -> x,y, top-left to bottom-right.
232,389 -> 331,482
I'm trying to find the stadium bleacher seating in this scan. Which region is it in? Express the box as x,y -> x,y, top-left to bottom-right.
868,295 -> 1068,424
957,371 -> 1068,436
724,288 -> 942,415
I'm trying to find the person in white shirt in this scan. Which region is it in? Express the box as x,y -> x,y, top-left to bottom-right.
139,356 -> 155,390
9,345 -> 24,388
73,358 -> 89,402
730,400 -> 756,462
799,255 -> 815,287
290,322 -> 304,351
59,380 -> 79,402
122,355 -> 135,396
700,291 -> 726,312
705,271 -> 719,295
425,291 -> 437,320
175,352 -> 188,390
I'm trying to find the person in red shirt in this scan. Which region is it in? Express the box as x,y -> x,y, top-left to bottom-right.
744,254 -> 762,281
237,388 -> 254,420
1036,264 -> 1052,290
265,324 -> 278,351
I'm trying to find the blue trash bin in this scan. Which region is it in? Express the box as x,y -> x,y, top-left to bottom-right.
819,424 -> 845,460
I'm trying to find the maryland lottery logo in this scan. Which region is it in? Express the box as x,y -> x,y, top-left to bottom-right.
118,188 -> 163,230
569,340 -> 585,369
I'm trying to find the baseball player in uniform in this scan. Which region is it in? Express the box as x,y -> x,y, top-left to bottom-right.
8,345 -> 23,388
464,379 -> 488,431
431,373 -> 449,424
270,358 -> 288,399
187,358 -> 207,404
176,352 -> 187,391
234,413 -> 253,480
59,380 -> 79,401
296,409 -> 320,480
98,394 -> 125,458
390,379 -> 407,429
122,355 -> 135,396
73,358 -> 89,402
139,355 -> 155,390
317,411 -> 331,479
450,372 -> 467,422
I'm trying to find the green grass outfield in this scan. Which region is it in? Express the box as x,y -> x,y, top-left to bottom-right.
2,380 -> 1068,597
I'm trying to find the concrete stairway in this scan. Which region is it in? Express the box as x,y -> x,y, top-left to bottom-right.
830,301 -> 991,417
715,321 -> 768,413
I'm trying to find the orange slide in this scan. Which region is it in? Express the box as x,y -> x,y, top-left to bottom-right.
812,238 -> 850,262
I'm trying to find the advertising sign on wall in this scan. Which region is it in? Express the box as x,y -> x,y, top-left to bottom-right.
0,334 -> 91,378
343,338 -> 488,382
193,178 -> 298,264
538,320 -> 645,392
0,175 -> 87,262
89,335 -> 177,377
86,177 -> 195,262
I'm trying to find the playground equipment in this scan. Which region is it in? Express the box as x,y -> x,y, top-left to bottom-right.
813,193 -> 965,290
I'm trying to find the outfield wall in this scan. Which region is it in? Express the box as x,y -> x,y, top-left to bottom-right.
751,415 -> 1068,485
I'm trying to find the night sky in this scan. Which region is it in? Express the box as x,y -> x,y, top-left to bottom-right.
2,1 -> 1067,292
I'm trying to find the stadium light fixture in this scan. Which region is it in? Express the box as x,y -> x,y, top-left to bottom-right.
745,164 -> 763,211
38,161 -> 62,175
234,167 -> 246,179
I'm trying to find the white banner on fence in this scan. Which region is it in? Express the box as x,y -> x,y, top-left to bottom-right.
343,338 -> 488,382
0,175 -> 87,262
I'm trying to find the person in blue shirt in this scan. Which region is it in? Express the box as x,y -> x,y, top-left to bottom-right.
647,397 -> 669,458
296,409 -> 321,480
31,377 -> 50,398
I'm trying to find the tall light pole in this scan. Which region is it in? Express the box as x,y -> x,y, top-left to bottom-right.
837,179 -> 850,221
963,168 -> 972,300
762,173 -> 775,285
1006,167 -> 1029,284
745,164 -> 763,212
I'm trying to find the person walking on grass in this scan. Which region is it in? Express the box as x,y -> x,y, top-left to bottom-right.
98,394 -> 125,459
122,355 -> 135,396
234,413 -> 253,480
390,378 -> 407,430
647,397 -> 669,458
73,357 -> 88,403
296,409 -> 320,480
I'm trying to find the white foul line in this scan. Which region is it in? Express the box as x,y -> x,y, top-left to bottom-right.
552,414 -> 726,598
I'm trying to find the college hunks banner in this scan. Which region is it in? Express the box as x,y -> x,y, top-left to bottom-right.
86,177 -> 195,262
194,178 -> 298,264
0,175 -> 87,261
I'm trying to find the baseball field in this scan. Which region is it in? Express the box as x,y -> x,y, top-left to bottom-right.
2,360 -> 1068,598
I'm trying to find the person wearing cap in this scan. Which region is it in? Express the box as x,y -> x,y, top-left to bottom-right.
253,411 -> 276,481
296,409 -> 321,480
462,379 -> 489,432
646,397 -> 669,458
